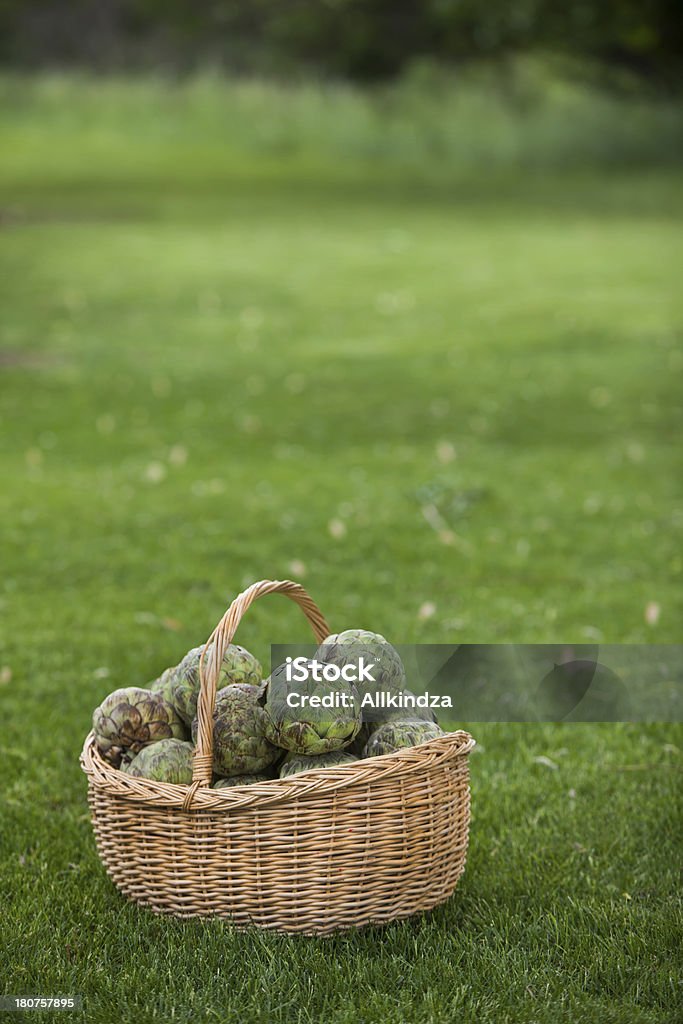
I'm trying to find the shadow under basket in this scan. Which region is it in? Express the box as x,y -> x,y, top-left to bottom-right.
80,579 -> 475,935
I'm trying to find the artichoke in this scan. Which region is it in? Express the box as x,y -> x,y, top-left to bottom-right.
279,750 -> 358,779
367,687 -> 438,731
363,720 -> 444,757
262,661 -> 361,755
171,643 -> 262,726
93,687 -> 186,767
192,683 -> 279,778
213,774 -> 269,789
315,629 -> 406,713
123,738 -> 194,784
148,666 -> 179,707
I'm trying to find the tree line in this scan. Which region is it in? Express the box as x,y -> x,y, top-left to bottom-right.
2,0 -> 680,86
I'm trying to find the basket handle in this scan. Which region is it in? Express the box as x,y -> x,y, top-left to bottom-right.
192,580 -> 331,786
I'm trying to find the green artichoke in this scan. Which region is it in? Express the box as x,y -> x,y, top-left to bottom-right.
93,687 -> 186,767
279,750 -> 358,778
363,720 -> 444,757
262,661 -> 361,755
192,683 -> 279,778
171,643 -> 262,726
367,687 -> 438,731
213,774 -> 269,789
315,628 -> 406,710
123,738 -> 194,784
148,666 -> 179,707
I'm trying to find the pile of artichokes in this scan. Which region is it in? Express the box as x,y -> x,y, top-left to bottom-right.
91,630 -> 445,786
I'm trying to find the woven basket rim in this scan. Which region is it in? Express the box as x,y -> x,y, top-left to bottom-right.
81,729 -> 475,812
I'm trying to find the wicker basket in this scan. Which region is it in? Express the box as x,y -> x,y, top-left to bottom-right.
81,579 -> 474,935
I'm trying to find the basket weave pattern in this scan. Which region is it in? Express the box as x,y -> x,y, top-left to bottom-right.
81,580 -> 474,934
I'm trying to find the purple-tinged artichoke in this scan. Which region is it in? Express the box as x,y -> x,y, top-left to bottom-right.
363,720 -> 444,757
279,750 -> 358,779
192,683 -> 279,778
93,687 -> 186,767
123,738 -> 194,784
213,774 -> 269,789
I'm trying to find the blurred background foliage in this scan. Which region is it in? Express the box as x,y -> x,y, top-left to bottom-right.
1,0 -> 681,88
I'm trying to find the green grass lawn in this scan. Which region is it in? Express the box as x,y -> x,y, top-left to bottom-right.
0,75 -> 682,1023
